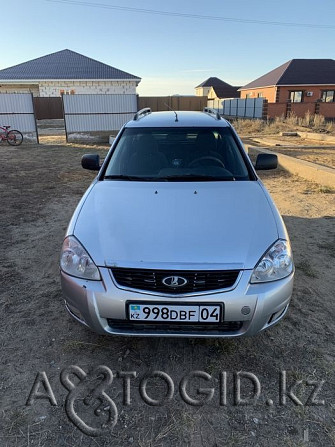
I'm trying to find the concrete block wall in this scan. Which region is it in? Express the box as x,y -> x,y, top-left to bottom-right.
38,80 -> 137,96
0,84 -> 40,96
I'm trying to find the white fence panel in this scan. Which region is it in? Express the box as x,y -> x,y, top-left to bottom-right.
254,98 -> 264,118
0,93 -> 37,136
222,99 -> 231,116
230,99 -> 238,116
237,100 -> 246,117
63,94 -> 137,115
63,94 -> 138,136
0,114 -> 36,133
209,98 -> 247,116
207,98 -> 223,114
66,113 -> 135,132
245,98 -> 255,117
222,98 -> 265,119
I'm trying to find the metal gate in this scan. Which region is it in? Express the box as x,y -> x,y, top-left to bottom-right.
33,97 -> 63,120
62,94 -> 137,141
0,93 -> 38,142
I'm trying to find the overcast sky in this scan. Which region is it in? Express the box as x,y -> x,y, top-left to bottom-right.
3,0 -> 335,95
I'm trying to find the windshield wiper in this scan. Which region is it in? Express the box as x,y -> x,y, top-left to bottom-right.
104,174 -> 236,181
158,174 -> 235,181
104,175 -> 160,181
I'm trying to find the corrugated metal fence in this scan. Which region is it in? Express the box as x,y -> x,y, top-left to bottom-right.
207,98 -> 226,115
62,94 -> 137,140
222,98 -> 265,119
0,93 -> 38,141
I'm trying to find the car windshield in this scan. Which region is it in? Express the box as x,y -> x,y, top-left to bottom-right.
104,127 -> 251,181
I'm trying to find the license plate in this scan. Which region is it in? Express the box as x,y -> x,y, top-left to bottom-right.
128,303 -> 222,323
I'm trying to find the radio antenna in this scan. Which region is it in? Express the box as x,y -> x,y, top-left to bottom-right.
164,103 -> 178,122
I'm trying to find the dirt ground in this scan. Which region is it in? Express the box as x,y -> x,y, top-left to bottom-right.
263,145 -> 335,170
246,136 -> 335,169
1,138 -> 335,447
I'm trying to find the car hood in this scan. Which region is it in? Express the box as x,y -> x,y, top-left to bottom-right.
73,180 -> 279,270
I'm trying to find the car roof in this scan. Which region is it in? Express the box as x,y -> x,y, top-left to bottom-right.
125,111 -> 231,128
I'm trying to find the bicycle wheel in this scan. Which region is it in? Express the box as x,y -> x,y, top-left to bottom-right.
7,130 -> 23,146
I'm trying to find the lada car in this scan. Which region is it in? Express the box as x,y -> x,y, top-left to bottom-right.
60,108 -> 294,337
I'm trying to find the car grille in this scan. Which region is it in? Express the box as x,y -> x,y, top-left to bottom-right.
107,319 -> 243,334
111,268 -> 240,294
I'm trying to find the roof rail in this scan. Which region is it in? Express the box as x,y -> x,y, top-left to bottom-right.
133,107 -> 152,121
203,107 -> 221,120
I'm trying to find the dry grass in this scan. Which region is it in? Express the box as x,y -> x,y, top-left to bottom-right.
38,134 -> 110,149
285,111 -> 327,129
232,113 -> 335,136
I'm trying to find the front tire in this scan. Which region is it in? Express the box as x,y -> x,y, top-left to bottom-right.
7,130 -> 23,146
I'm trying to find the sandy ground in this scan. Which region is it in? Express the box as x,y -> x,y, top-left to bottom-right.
247,136 -> 335,169
266,145 -> 335,169
0,139 -> 335,447
262,145 -> 335,170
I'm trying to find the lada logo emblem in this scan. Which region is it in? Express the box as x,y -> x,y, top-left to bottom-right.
162,276 -> 188,288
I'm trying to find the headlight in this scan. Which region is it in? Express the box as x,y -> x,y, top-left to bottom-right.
60,236 -> 100,280
250,239 -> 293,283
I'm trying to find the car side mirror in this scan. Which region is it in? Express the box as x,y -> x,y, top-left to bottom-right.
81,154 -> 100,171
255,153 -> 278,170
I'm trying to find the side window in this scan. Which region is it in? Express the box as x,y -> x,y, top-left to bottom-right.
290,91 -> 303,103
321,90 -> 335,102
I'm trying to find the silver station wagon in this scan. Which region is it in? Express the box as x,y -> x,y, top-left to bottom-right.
60,108 -> 294,337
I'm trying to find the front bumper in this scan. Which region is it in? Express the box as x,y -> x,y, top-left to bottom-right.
60,267 -> 294,338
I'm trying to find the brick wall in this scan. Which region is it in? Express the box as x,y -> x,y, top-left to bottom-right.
318,102 -> 335,118
267,103 -> 288,119
240,85 -> 335,104
267,101 -> 335,119
277,85 -> 335,103
290,103 -> 316,115
240,87 -> 277,102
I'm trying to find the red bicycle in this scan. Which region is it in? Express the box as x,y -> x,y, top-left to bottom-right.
0,125 -> 23,146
